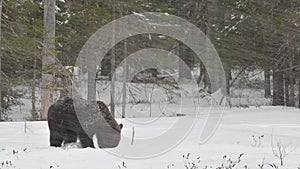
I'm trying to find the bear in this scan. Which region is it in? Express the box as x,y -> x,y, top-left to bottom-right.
47,97 -> 123,148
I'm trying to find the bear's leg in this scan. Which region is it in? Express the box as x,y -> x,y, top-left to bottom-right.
63,129 -> 78,144
50,130 -> 63,147
79,132 -> 95,148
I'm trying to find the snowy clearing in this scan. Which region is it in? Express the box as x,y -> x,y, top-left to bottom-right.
1,106 -> 300,169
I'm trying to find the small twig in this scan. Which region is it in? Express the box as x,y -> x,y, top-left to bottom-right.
131,127 -> 135,145
24,118 -> 27,134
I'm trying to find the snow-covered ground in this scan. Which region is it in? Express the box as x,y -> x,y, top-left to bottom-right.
1,106 -> 300,169
2,77 -> 299,168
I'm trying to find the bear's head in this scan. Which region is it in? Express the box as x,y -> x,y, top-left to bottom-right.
96,122 -> 123,148
95,101 -> 123,148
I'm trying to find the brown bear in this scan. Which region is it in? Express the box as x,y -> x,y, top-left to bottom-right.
47,97 -> 123,148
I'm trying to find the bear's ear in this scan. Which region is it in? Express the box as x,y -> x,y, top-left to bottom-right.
119,123 -> 123,130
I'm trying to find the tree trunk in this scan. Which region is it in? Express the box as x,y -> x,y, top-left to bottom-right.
288,73 -> 295,107
41,0 -> 56,120
197,62 -> 205,86
60,73 -> 70,98
277,71 -> 285,106
110,54 -> 116,117
298,75 -> 300,108
31,59 -> 38,120
204,69 -> 212,93
110,1 -> 116,117
284,72 -> 290,106
0,0 -> 3,120
87,67 -> 96,100
121,41 -> 128,118
224,63 -> 231,95
288,55 -> 295,107
177,1 -> 192,82
272,69 -> 284,106
101,57 -> 111,77
264,67 -> 271,98
178,43 -> 192,80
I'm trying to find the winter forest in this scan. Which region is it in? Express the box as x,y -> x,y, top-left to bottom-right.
0,0 -> 300,168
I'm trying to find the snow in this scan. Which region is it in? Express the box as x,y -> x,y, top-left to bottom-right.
132,12 -> 146,18
2,74 -> 299,168
1,107 -> 300,168
55,5 -> 61,12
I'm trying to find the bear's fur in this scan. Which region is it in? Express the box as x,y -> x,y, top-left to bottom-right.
47,97 -> 123,148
